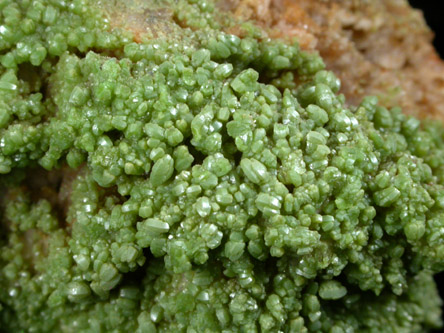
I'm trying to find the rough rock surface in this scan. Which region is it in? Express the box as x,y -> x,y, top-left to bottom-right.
223,0 -> 444,121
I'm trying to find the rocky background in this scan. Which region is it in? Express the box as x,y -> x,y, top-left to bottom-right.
409,1 -> 444,322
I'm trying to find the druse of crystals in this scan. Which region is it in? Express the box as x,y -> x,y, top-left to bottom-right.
1,0 -> 444,332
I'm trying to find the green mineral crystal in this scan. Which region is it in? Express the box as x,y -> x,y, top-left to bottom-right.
1,0 -> 444,332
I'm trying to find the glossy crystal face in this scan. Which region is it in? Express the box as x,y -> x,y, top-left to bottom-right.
0,0 -> 444,331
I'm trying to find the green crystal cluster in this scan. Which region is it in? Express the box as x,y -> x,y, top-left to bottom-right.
1,0 -> 444,332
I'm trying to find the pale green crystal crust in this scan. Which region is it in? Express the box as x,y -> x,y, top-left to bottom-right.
1,0 -> 444,332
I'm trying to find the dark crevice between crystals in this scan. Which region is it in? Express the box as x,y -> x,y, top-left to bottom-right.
433,271 -> 444,331
285,183 -> 295,194
0,303 -> 17,333
16,61 -> 54,122
183,137 -> 206,166
171,10 -> 188,30
17,62 -> 48,95
0,199 -> 6,245
23,164 -> 82,231
262,255 -> 279,295
69,46 -> 125,60
14,46 -> 124,121
107,247 -> 156,302
104,129 -> 124,144
0,164 -> 93,234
